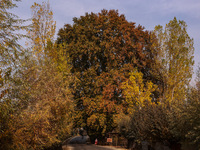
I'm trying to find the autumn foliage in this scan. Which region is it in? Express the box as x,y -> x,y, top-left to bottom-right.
57,9 -> 161,140
0,1 -> 198,149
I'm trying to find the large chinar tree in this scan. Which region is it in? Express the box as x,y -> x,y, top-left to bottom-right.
57,9 -> 160,141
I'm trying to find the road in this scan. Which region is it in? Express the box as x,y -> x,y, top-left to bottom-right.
62,144 -> 118,150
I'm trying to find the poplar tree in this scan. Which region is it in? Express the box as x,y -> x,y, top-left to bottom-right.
154,17 -> 194,105
28,1 -> 56,62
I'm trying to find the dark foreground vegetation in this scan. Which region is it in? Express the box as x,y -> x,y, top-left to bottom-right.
0,0 -> 199,149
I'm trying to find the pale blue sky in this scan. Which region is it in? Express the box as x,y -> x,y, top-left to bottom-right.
12,0 -> 200,83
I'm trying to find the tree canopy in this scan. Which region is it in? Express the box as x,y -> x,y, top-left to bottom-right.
57,9 -> 161,139
154,17 -> 194,105
0,1 -> 198,149
0,1 -> 73,149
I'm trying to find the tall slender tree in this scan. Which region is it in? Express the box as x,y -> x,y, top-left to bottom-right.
27,1 -> 56,62
154,17 -> 194,105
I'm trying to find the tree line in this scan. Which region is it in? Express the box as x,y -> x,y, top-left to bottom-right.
0,0 -> 199,149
